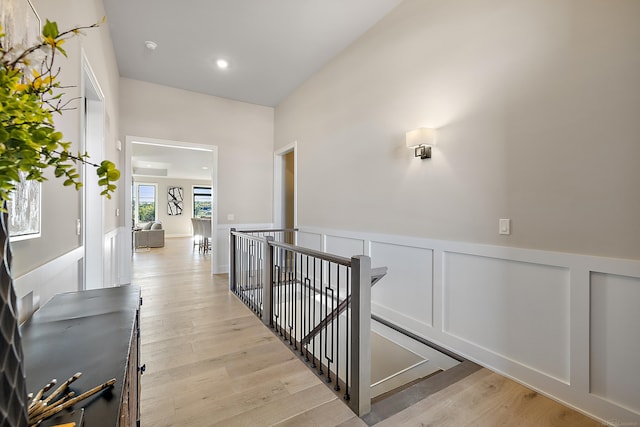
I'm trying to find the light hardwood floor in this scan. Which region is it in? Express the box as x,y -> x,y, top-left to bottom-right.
134,237 -> 601,426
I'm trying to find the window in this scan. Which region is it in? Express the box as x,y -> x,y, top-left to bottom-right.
133,183 -> 157,223
193,186 -> 212,218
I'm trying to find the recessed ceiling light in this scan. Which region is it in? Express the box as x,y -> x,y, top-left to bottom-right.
201,166 -> 209,170
144,40 -> 158,51
216,59 -> 229,69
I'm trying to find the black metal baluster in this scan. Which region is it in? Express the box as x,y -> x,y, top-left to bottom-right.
278,248 -> 284,335
254,241 -> 258,313
283,249 -> 287,338
254,240 -> 258,309
304,277 -> 311,361
237,236 -> 241,298
344,266 -> 350,400
326,265 -> 333,384
257,241 -> 261,312
311,256 -> 317,368
300,255 -> 306,356
240,238 -> 245,301
318,259 -> 324,376
274,264 -> 280,333
237,237 -> 241,296
302,268 -> 312,362
288,250 -> 294,346
335,264 -> 340,391
278,248 -> 284,336
252,240 -> 256,308
260,240 -> 264,315
244,238 -> 249,303
293,252 -> 298,350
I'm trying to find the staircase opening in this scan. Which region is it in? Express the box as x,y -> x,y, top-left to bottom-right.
370,319 -> 460,400
229,228 -> 476,418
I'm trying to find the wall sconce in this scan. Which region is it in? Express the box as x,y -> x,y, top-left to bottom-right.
406,127 -> 436,159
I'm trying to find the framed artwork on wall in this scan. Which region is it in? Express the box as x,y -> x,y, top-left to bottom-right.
7,173 -> 41,242
168,186 -> 183,215
0,0 -> 40,52
3,1 -> 42,242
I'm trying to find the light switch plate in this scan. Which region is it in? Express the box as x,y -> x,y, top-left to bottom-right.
227,214 -> 235,221
499,218 -> 511,235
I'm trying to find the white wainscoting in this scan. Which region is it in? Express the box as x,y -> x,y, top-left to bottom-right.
298,225 -> 640,425
15,227 -> 130,321
15,247 -> 83,321
104,228 -> 120,287
589,272 -> 640,415
443,252 -> 570,384
297,230 -> 322,250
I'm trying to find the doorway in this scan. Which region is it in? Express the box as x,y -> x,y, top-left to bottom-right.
274,142 -> 297,238
81,54 -> 105,290
123,136 -> 219,279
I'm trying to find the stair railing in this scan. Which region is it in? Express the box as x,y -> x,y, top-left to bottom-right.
229,228 -> 374,416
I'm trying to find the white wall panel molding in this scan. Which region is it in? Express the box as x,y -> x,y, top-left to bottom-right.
589,272 -> 640,415
298,225 -> 640,424
325,234 -> 366,258
16,227 -> 130,320
442,252 -> 571,383
118,226 -> 132,285
14,247 -> 84,299
104,228 -> 120,288
14,247 -> 84,320
297,231 -> 322,250
370,241 -> 434,329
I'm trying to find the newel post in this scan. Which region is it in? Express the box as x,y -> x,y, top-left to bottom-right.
229,228 -> 237,292
262,236 -> 275,327
350,255 -> 371,416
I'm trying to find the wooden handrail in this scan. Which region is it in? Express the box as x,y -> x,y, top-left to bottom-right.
236,227 -> 299,234
269,240 -> 352,266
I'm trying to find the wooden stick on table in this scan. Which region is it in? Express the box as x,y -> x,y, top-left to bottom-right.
43,372 -> 82,405
30,379 -> 116,425
28,379 -> 56,410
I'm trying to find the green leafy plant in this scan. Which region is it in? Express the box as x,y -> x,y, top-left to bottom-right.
0,17 -> 119,209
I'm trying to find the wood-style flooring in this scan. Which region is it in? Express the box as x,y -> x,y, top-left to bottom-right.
134,237 -> 600,426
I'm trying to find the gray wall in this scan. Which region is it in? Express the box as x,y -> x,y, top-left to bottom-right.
275,0 -> 640,260
13,0 -> 122,277
120,78 -> 274,226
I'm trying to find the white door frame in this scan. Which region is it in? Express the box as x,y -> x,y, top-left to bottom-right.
273,141 -> 297,229
123,136 -> 220,275
81,52 -> 105,290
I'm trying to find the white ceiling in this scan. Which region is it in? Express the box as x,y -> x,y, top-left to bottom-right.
108,1 -> 402,181
103,0 -> 402,107
131,142 -> 214,181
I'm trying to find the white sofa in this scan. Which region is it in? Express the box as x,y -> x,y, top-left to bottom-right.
134,222 -> 165,248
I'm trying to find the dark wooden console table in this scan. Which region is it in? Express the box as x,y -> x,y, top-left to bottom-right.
21,286 -> 141,426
